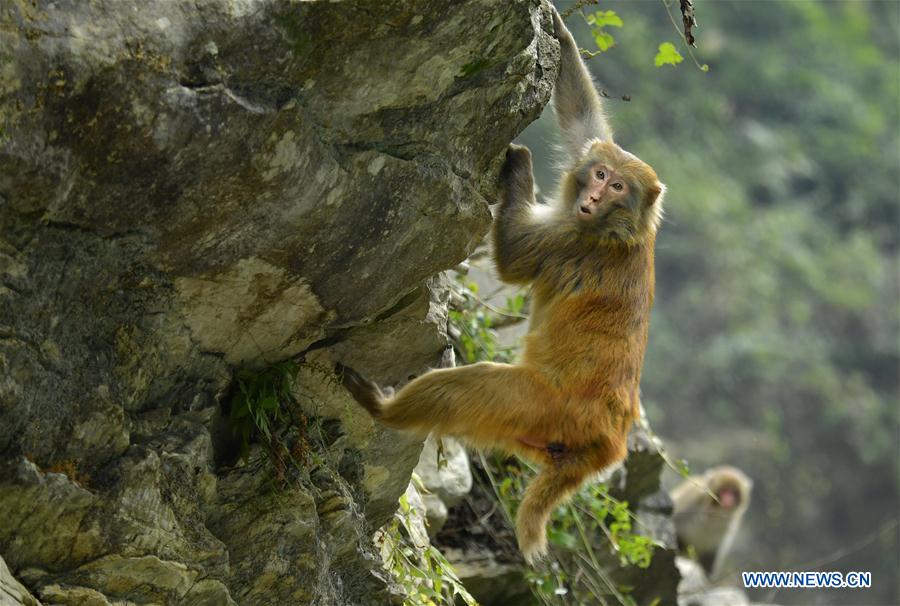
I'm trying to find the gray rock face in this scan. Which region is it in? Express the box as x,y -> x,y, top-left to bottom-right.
416,436 -> 473,508
414,436 -> 473,533
676,557 -> 761,606
0,0 -> 555,603
0,554 -> 39,606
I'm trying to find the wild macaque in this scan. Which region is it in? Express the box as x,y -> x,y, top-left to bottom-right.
339,8 -> 665,563
671,466 -> 753,575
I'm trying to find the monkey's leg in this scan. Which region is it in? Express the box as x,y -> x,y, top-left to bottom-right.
517,463 -> 590,563
518,434 -> 628,562
375,362 -> 557,449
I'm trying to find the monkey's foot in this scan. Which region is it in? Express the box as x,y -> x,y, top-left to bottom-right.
335,363 -> 383,419
517,513 -> 549,565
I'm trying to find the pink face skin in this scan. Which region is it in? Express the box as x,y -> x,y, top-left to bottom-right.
716,486 -> 740,510
577,162 -> 630,222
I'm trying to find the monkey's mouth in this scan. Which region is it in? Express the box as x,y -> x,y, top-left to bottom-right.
578,205 -> 593,219
717,488 -> 739,509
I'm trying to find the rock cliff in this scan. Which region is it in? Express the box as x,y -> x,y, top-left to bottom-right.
0,1 -> 555,603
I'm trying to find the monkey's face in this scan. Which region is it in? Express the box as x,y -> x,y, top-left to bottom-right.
714,484 -> 742,510
569,141 -> 664,242
707,467 -> 752,512
576,162 -> 631,222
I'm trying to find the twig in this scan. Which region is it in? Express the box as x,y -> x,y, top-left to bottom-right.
473,502 -> 499,528
661,0 -> 708,71
639,418 -> 720,502
463,290 -> 529,320
490,314 -> 528,330
561,0 -> 599,20
679,0 -> 698,47
477,453 -> 518,530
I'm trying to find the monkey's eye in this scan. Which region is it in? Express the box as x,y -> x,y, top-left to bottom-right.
611,182 -> 624,192
595,170 -> 605,180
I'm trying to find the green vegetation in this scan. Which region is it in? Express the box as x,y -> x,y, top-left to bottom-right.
227,360 -> 327,491
484,456 -> 659,606
229,361 -> 297,462
585,10 -> 624,53
378,479 -> 479,606
449,277 -> 524,364
520,2 -> 899,604
653,43 -> 682,68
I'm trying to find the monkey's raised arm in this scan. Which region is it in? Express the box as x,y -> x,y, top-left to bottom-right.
551,8 -> 614,157
492,144 -> 552,284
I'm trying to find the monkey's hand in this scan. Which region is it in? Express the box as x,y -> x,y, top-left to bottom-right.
499,144 -> 535,209
550,6 -> 577,48
493,144 -> 543,284
336,363 -> 384,419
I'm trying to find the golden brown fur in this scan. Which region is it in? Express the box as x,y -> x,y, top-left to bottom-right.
339,7 -> 665,563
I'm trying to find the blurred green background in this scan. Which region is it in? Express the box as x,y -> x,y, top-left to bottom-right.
517,1 -> 899,604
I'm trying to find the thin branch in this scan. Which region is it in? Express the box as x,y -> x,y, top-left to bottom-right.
661,0 -> 708,71
561,0 -> 599,20
640,419 -> 720,502
490,314 -> 528,329
463,290 -> 528,320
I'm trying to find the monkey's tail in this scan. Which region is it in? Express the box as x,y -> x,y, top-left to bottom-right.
516,463 -> 591,564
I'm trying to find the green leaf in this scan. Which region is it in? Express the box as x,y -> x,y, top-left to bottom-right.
259,394 -> 278,412
654,42 -> 684,67
587,10 -> 624,29
593,31 -> 615,51
507,294 -> 525,314
231,401 -> 250,420
547,527 -> 578,549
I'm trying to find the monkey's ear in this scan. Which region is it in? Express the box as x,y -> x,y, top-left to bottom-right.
645,182 -> 665,206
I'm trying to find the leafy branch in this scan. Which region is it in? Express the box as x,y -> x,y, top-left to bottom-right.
378,483 -> 478,606
559,0 -> 707,72
661,0 -> 708,71
478,453 -> 659,605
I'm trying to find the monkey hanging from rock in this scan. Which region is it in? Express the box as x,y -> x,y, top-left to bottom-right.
671,466 -> 753,576
339,7 -> 665,563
